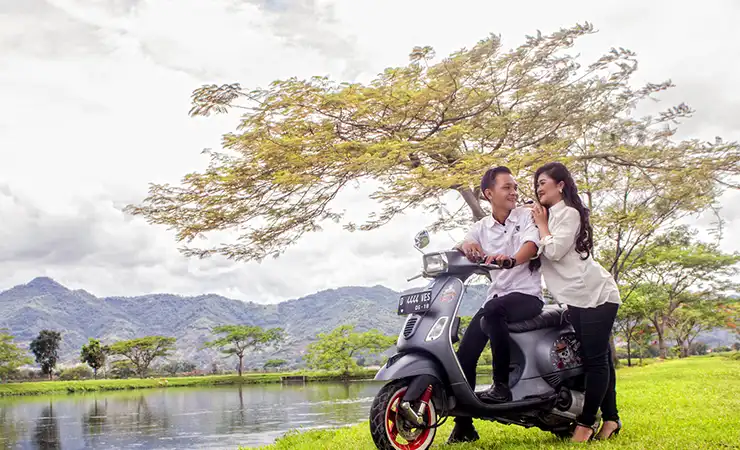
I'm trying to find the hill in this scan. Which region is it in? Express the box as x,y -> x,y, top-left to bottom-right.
0,277 -> 486,370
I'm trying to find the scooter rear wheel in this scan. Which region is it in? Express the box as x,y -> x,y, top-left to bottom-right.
369,380 -> 437,450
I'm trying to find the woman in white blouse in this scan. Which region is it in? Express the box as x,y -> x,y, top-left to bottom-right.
530,162 -> 622,442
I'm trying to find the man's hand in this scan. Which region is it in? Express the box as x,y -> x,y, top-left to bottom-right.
484,254 -> 515,267
460,241 -> 485,262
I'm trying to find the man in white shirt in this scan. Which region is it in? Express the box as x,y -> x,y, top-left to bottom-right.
448,166 -> 544,444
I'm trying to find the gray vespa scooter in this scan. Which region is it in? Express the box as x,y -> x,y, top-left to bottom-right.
369,231 -> 594,450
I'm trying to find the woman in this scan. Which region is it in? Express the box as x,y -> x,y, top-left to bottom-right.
530,162 -> 622,442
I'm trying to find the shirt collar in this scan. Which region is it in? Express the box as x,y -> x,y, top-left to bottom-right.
550,200 -> 567,213
486,209 -> 516,228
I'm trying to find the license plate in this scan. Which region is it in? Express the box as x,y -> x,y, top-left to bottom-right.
398,290 -> 433,315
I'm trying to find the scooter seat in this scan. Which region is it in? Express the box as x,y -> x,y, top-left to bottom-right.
507,305 -> 568,333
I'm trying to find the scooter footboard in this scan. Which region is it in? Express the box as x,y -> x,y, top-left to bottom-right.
375,352 -> 446,383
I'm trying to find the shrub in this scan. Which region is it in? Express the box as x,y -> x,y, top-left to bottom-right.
59,365 -> 93,380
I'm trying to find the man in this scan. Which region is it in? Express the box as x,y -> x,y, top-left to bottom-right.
448,166 -> 544,444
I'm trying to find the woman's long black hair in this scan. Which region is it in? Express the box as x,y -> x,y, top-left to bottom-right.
534,162 -> 593,260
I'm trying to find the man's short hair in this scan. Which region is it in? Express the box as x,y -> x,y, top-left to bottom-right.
480,166 -> 512,193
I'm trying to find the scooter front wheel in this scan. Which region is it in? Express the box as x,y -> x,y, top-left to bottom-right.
369,379 -> 437,450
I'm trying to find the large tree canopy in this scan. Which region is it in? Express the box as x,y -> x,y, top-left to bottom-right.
126,23 -> 739,263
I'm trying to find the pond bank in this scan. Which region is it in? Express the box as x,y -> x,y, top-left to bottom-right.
0,369 -> 379,397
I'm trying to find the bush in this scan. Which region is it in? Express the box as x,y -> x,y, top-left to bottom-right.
159,360 -> 198,376
690,342 -> 708,356
109,360 -> 136,379
58,365 -> 93,380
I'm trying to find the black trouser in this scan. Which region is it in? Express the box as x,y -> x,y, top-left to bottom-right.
454,292 -> 543,426
568,302 -> 620,427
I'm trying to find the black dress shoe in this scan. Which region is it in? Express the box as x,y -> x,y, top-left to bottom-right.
447,422 -> 480,443
478,382 -> 513,403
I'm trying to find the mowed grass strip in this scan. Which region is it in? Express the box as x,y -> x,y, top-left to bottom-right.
0,368 -> 379,396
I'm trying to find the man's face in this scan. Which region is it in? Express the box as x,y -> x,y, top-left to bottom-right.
484,173 -> 518,211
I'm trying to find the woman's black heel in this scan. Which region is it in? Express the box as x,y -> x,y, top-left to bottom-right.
596,420 -> 622,440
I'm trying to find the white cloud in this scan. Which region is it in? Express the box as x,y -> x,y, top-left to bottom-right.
0,0 -> 738,302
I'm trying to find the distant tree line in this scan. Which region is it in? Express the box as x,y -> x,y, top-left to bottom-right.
0,322 -> 397,382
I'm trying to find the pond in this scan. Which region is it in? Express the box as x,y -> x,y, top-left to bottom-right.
0,381 -> 388,449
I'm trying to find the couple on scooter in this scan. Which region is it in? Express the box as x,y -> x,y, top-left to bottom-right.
449,162 -> 622,444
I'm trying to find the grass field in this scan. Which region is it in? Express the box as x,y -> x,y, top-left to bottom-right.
0,368 -> 379,396
250,355 -> 740,450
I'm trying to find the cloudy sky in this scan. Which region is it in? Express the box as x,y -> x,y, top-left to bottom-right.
1,0 -> 738,303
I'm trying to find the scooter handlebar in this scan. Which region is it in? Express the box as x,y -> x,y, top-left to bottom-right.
468,253 -> 516,270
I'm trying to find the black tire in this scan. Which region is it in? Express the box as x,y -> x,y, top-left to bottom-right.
369,379 -> 437,450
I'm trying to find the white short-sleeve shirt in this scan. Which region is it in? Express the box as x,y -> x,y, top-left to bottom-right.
464,206 -> 543,304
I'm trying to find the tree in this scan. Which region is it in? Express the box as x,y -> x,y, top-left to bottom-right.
0,329 -> 31,380
632,323 -> 655,366
161,360 -> 198,375
632,230 -> 740,358
125,23 -> 739,263
107,336 -> 176,378
614,287 -> 649,366
80,338 -> 108,379
304,325 -> 396,378
203,325 -> 284,376
669,298 -> 730,358
29,330 -> 62,380
263,359 -> 287,371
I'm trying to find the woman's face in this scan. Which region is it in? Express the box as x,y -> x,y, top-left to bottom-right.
536,173 -> 564,207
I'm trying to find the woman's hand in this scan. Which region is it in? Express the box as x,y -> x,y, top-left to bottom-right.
532,204 -> 548,227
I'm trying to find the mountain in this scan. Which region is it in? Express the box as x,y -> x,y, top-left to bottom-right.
0,277 -> 487,371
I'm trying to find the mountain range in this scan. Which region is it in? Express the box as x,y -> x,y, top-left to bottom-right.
1,277 -> 734,372
0,277 -> 486,371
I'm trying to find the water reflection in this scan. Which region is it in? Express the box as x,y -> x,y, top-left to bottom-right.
0,381 -> 382,449
1,404 -> 27,449
33,403 -> 60,450
81,398 -> 107,448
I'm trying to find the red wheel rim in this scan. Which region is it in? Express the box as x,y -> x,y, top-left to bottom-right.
384,388 -> 434,450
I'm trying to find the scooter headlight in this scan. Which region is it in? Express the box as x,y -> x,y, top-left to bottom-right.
423,253 -> 448,275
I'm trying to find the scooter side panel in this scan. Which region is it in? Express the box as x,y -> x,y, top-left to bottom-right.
511,325 -> 582,384
374,353 -> 445,382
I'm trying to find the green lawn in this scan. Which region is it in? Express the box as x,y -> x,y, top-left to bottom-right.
0,368 -> 378,396
250,355 -> 740,450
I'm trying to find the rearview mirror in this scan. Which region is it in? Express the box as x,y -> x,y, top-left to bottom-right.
414,230 -> 430,251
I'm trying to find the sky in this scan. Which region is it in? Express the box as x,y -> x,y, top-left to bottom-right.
1,0 -> 738,303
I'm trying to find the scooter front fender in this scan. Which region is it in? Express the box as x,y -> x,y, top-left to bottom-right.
374,352 -> 445,383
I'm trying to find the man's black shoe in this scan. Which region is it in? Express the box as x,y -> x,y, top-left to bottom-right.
478,382 -> 513,403
447,422 -> 480,443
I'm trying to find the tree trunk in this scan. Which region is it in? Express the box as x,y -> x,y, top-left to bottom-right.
657,330 -> 666,359
238,354 -> 244,376
626,338 -> 632,367
680,340 -> 689,358
459,187 -> 486,221
93,368 -> 97,380
653,317 -> 667,359
609,335 -> 619,367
